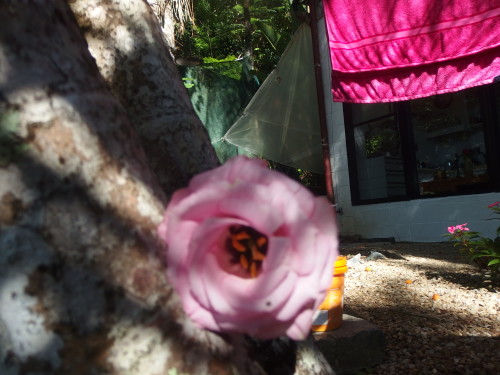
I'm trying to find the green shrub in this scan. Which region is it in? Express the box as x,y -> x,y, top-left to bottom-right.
445,201 -> 500,274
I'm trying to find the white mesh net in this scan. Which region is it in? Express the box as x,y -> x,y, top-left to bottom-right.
223,23 -> 323,173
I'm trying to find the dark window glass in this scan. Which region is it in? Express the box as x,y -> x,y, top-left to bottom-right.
344,84 -> 499,205
353,117 -> 405,200
411,88 -> 489,195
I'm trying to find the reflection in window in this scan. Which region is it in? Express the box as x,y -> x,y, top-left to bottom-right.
364,119 -> 400,158
351,106 -> 405,200
411,88 -> 490,195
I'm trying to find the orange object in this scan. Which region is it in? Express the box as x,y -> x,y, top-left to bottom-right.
365,266 -> 372,271
405,279 -> 413,284
432,294 -> 440,301
311,256 -> 348,332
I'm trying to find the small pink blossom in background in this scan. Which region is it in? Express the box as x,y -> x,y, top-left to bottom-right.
488,201 -> 500,208
158,156 -> 338,340
448,223 -> 469,234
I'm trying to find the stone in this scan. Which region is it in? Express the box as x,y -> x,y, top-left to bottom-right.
313,314 -> 385,375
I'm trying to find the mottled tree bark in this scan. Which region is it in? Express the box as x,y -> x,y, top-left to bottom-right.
0,1 -> 334,374
69,0 -> 219,196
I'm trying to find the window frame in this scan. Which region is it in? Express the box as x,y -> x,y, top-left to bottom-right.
343,83 -> 500,206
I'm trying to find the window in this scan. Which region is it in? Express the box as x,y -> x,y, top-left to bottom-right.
344,83 -> 500,205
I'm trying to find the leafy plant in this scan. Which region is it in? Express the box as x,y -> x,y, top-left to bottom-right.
202,55 -> 243,80
174,0 -> 296,78
364,119 -> 400,158
445,202 -> 500,273
266,160 -> 325,195
182,77 -> 196,88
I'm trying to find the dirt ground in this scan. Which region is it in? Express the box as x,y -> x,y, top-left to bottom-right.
338,241 -> 499,375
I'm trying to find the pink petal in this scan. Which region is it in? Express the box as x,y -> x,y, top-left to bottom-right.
218,183 -> 283,234
166,220 -> 198,275
224,265 -> 297,314
275,274 -> 317,322
158,156 -> 340,340
186,303 -> 220,331
310,197 -> 338,240
287,222 -> 320,276
170,184 -> 229,223
225,156 -> 270,184
285,308 -> 315,340
188,217 -> 245,309
270,179 -> 316,219
189,156 -> 268,191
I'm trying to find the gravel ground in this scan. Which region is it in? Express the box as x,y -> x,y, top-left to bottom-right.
339,242 -> 499,375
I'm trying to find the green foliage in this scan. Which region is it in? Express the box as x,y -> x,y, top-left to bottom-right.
364,120 -> 400,158
202,55 -> 243,80
445,202 -> 500,274
175,0 -> 296,78
182,77 -> 195,88
266,160 -> 326,195
254,19 -> 281,50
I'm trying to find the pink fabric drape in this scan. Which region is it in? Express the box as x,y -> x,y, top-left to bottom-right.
323,0 -> 500,103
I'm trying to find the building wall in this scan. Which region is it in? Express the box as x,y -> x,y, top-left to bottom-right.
317,9 -> 499,242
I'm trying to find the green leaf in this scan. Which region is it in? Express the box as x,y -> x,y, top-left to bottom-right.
254,20 -> 281,50
487,258 -> 500,266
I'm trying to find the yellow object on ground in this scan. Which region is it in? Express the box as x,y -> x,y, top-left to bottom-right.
312,256 -> 348,332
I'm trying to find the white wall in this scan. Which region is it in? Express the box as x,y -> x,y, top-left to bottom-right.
317,7 -> 500,242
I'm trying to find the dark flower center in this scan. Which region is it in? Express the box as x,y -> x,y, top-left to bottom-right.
226,225 -> 268,278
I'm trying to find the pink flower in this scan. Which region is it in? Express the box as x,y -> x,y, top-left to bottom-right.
448,223 -> 469,233
158,156 -> 338,340
488,201 -> 500,208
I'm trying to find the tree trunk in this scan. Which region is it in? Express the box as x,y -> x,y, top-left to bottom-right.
0,1 -> 334,374
241,0 -> 254,68
69,0 -> 219,196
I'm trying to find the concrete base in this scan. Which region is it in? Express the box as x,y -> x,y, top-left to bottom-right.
313,314 -> 385,375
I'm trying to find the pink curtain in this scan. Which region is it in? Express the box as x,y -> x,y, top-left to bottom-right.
323,0 -> 500,103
